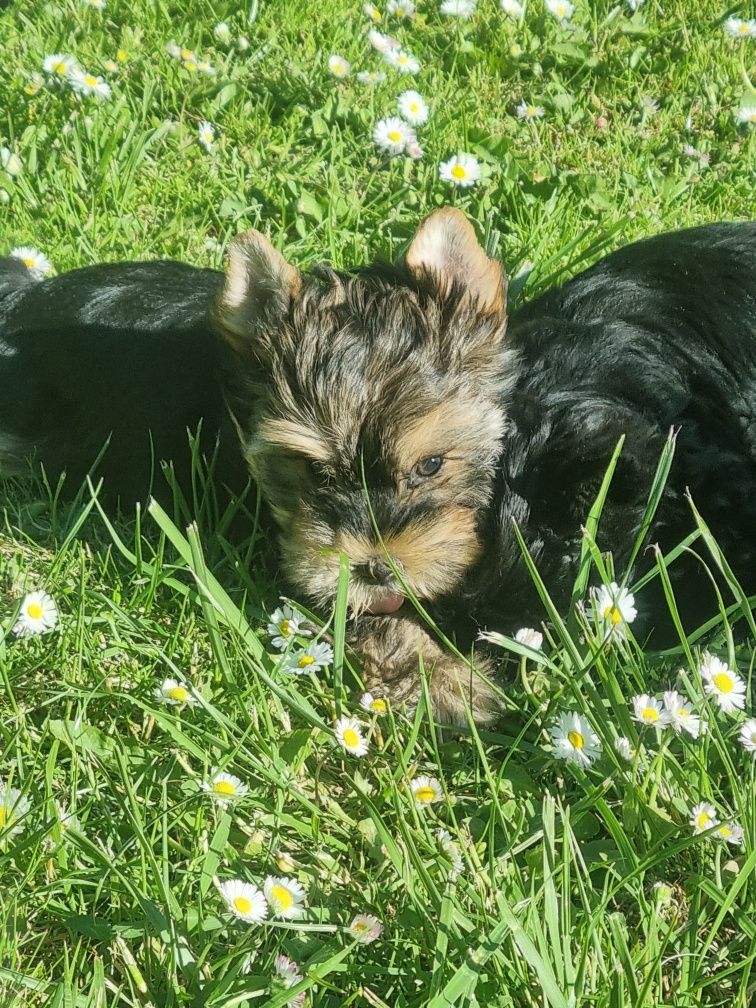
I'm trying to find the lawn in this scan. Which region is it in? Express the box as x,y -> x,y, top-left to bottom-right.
1,1 -> 755,1006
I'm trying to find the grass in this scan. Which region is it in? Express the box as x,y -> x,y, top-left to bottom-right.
1,1 -> 755,1005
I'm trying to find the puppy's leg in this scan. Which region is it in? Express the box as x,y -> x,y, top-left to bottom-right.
350,616 -> 502,727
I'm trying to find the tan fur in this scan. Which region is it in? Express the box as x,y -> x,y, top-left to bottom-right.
256,418 -> 332,463
394,397 -> 506,476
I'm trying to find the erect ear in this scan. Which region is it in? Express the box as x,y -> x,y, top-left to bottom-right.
405,208 -> 507,321
214,230 -> 301,352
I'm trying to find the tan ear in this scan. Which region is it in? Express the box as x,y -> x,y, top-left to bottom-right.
215,230 -> 301,348
405,208 -> 506,317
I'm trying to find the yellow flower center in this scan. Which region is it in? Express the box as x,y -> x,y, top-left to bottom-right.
751,733 -> 756,743
271,885 -> 294,910
117,49 -> 128,62
213,780 -> 236,796
184,60 -> 197,71
642,707 -> 659,722
342,728 -> 360,748
738,24 -> 748,34
387,130 -> 402,142
696,812 -> 712,830
567,730 -> 584,749
54,62 -> 68,74
398,55 -> 408,64
409,103 -> 419,113
0,807 -> 6,828
297,655 -> 315,668
233,896 -> 253,914
555,3 -> 567,15
85,75 -> 97,87
718,825 -> 732,837
22,258 -> 37,270
370,698 -> 387,713
353,921 -> 368,932
279,619 -> 291,636
415,786 -> 437,803
167,686 -> 189,702
181,48 -> 194,60
603,605 -> 622,624
371,9 -> 381,21
713,672 -> 734,693
679,708 -> 689,717
26,602 -> 44,620
527,106 -> 536,116
450,165 -> 467,179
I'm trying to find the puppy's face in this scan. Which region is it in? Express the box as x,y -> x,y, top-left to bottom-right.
216,209 -> 512,615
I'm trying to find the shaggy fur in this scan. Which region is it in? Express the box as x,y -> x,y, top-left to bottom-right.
2,211 -> 755,725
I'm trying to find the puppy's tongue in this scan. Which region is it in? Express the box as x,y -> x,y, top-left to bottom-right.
365,592 -> 405,615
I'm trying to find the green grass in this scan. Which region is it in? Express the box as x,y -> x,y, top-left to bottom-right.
1,1 -> 755,1005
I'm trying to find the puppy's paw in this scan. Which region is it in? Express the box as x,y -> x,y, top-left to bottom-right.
350,616 -> 502,727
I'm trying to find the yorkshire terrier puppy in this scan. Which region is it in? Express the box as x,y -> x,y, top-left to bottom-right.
2,210 -> 755,725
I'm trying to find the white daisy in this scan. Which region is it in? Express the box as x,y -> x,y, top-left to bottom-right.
383,48 -> 421,73
348,913 -> 384,943
368,29 -> 400,54
273,954 -> 303,988
546,0 -> 574,21
55,801 -> 80,834
363,3 -> 383,21
715,821 -> 744,845
180,47 -> 197,62
155,677 -> 198,706
690,802 -> 718,835
410,774 -> 444,808
267,604 -> 312,649
640,96 -> 659,114
283,641 -> 334,675
738,717 -> 756,753
328,54 -> 351,78
663,690 -> 705,739
397,89 -> 429,125
217,879 -> 268,924
334,716 -> 369,756
406,140 -> 424,159
614,736 -> 635,761
724,17 -> 756,40
515,627 -> 543,650
13,589 -> 57,635
0,784 -> 31,839
166,41 -> 182,58
626,0 -> 644,9
213,22 -> 233,44
359,692 -> 388,714
593,582 -> 637,638
0,147 -> 23,176
197,60 -> 216,76
237,36 -> 250,51
356,69 -> 387,83
202,771 -> 248,804
736,106 -> 756,125
436,828 -> 464,880
439,152 -> 481,187
500,0 -> 524,17
631,694 -> 671,728
10,248 -> 52,279
197,121 -> 215,152
388,0 -> 416,15
440,0 -> 477,17
516,101 -> 545,119
700,653 -> 746,713
263,875 -> 306,919
43,53 -> 80,83
68,68 -> 111,100
549,711 -> 601,767
81,0 -> 106,8
373,115 -> 415,155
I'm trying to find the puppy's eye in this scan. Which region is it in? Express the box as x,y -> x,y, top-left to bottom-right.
412,455 -> 444,479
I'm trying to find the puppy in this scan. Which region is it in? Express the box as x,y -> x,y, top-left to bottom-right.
2,211 -> 755,724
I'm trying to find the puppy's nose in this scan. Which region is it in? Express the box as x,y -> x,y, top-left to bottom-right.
354,560 -> 395,586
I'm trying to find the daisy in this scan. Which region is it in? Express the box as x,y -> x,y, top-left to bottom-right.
283,641 -> 334,674
363,3 -> 383,21
237,36 -> 250,51
267,604 -> 312,649
397,89 -> 429,125
197,60 -> 216,76
516,101 -> 545,119
593,582 -> 637,638
700,653 -> 746,713
68,68 -> 111,100
213,22 -> 233,44
155,677 -> 198,706
640,96 -> 659,114
614,736 -> 635,761
383,49 -> 421,73
202,771 -> 248,804
388,0 -> 416,15
724,17 -> 756,40
359,692 -> 388,714
217,879 -> 268,924
166,42 -> 182,58
410,774 -> 444,808
81,0 -> 105,8
436,828 -> 464,880
0,784 -> 30,839
690,802 -> 718,835
663,690 -> 705,739
515,627 -> 543,650
197,121 -> 215,152
440,0 -> 477,17
406,141 -> 423,159
715,821 -> 744,845
180,47 -> 196,62
549,711 -> 601,767
500,0 -> 524,17
736,106 -> 756,125
626,0 -> 644,9
13,589 -> 57,634
43,53 -> 79,83
274,955 -> 303,988
0,147 -> 23,176
356,69 -> 387,83
263,876 -> 306,919
373,116 -> 415,155
738,717 -> 756,752
55,801 -> 80,834
439,152 -> 481,187
632,694 -> 670,728
348,913 -> 384,943
546,0 -> 574,22
334,716 -> 369,756
327,54 -> 351,78
368,29 -> 400,53
183,58 -> 199,73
